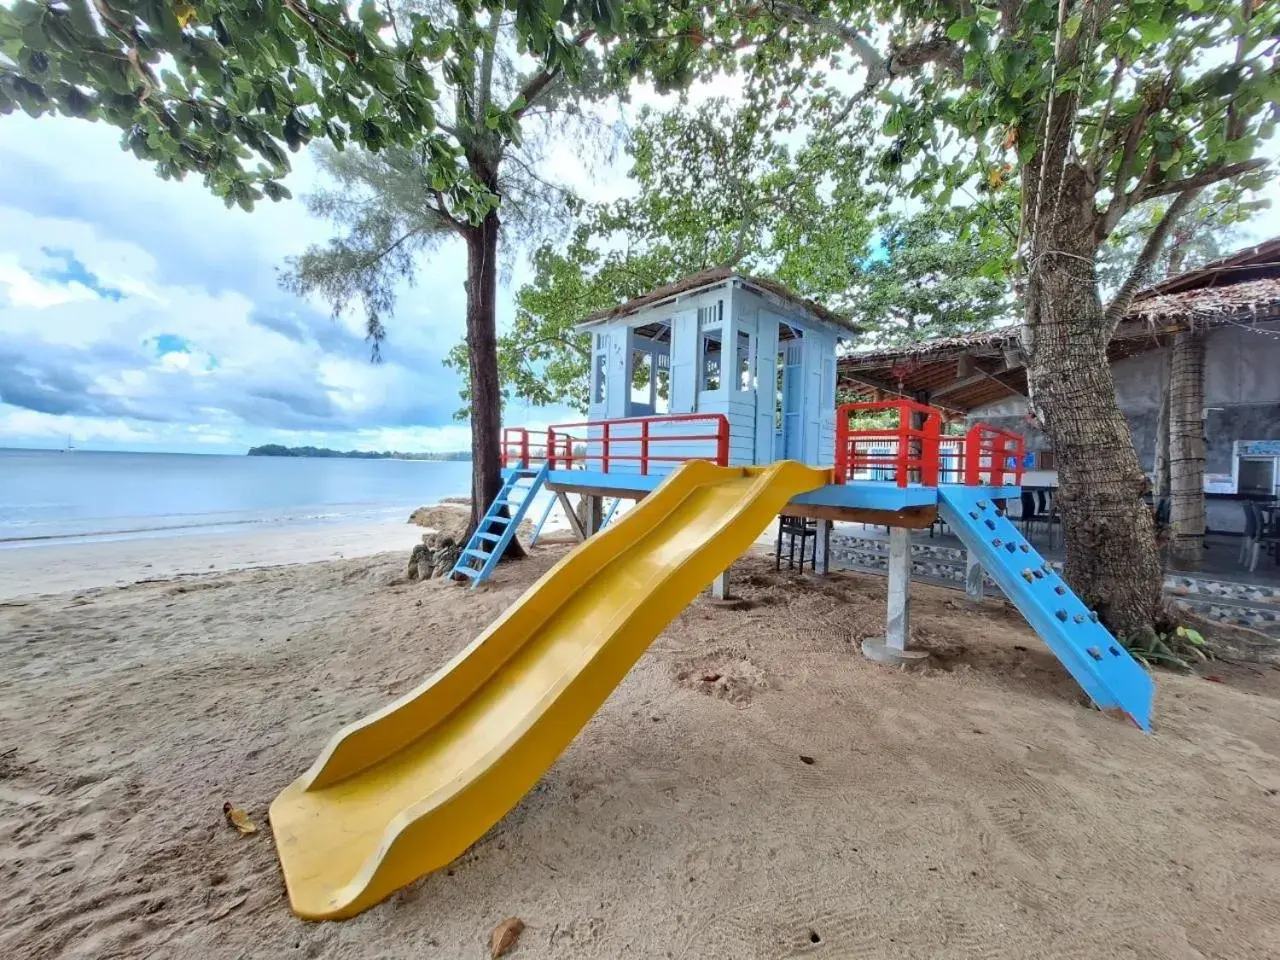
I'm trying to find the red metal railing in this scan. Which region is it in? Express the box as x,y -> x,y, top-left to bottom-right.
962,423 -> 1025,487
532,414 -> 730,474
834,401 -> 1025,488
501,427 -> 572,469
835,400 -> 943,487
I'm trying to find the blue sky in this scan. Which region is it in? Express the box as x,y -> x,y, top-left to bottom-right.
0,113 -> 590,454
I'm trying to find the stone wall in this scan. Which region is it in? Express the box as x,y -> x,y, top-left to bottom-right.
830,532 -> 1280,636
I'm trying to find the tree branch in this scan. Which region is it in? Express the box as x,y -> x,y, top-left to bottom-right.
764,1 -> 891,84
477,11 -> 501,116
1087,59 -> 1126,172
1133,158 -> 1268,205
509,28 -> 594,120
513,333 -> 591,359
1103,188 -> 1200,329
1105,97 -> 1156,221
429,189 -> 466,232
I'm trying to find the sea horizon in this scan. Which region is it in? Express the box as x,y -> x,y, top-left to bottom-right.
0,448 -> 476,547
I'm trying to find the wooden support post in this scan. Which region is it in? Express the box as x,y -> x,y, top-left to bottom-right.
557,491 -> 587,542
585,494 -> 604,536
711,569 -> 729,600
815,519 -> 831,575
965,549 -> 984,602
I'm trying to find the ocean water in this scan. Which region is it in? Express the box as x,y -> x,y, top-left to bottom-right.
0,449 -> 474,545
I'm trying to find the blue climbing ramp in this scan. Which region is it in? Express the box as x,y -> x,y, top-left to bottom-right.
451,463 -> 548,587
938,487 -> 1155,731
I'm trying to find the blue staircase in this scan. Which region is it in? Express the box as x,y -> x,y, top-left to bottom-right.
451,463 -> 548,587
601,497 -> 622,528
938,487 -> 1155,731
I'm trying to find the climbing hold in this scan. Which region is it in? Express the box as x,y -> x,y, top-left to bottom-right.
1055,609 -> 1069,622
969,511 -> 979,520
992,538 -> 1002,547
1073,614 -> 1086,623
1021,569 -> 1034,583
984,518 -> 996,530
1005,542 -> 1017,553
1054,585 -> 1066,595
1086,646 -> 1103,661
1019,544 -> 1030,553
1089,612 -> 1100,622
977,500 -> 988,509
1032,569 -> 1044,579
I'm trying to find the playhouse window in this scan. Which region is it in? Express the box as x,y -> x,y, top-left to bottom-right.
700,328 -> 723,391
593,350 -> 607,405
736,331 -> 753,391
631,349 -> 653,405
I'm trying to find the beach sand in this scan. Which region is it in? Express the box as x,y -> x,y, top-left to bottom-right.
2,543 -> 1279,959
0,521 -> 425,602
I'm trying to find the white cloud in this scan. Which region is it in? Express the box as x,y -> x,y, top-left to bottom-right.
0,255 -> 100,309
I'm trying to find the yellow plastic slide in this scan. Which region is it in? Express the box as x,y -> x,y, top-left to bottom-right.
270,459 -> 829,920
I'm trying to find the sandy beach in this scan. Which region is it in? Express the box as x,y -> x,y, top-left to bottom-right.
0,520 -> 426,602
2,539 -> 1279,959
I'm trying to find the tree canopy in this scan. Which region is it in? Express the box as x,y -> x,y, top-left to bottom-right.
448,98 -> 1017,415
0,0 -> 627,213
279,1 -> 609,354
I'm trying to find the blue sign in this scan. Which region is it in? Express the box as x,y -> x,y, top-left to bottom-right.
1240,440 -> 1280,456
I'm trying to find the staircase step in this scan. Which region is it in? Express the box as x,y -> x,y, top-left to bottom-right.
475,531 -> 503,542
462,548 -> 492,561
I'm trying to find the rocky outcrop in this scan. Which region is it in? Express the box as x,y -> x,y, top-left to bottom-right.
407,532 -> 463,581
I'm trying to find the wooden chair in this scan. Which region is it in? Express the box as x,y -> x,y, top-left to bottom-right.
1238,501 -> 1257,566
776,515 -> 817,572
1245,502 -> 1280,572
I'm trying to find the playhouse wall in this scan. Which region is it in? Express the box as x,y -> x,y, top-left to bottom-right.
583,279 -> 840,471
732,287 -> 838,468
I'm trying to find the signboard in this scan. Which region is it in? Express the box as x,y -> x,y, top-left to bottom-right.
1239,440 -> 1280,457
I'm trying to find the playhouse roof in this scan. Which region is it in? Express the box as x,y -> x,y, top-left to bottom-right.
579,267 -> 859,334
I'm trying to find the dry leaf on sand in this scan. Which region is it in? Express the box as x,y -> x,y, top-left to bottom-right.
490,917 -> 525,958
209,894 -> 249,921
222,802 -> 257,835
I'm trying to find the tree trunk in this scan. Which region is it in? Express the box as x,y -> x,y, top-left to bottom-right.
1168,330 -> 1206,568
1154,350 -> 1171,503
1021,163 -> 1165,639
463,208 -> 525,559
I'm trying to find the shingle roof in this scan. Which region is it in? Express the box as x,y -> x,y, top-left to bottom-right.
580,267 -> 859,333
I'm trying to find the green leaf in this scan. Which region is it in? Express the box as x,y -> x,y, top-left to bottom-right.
1064,13 -> 1082,40
946,19 -> 973,42
1176,626 -> 1206,647
1135,18 -> 1172,46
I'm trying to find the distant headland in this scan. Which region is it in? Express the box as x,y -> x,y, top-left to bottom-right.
247,444 -> 470,461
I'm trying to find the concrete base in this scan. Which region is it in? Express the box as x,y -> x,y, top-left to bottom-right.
860,639 -> 929,669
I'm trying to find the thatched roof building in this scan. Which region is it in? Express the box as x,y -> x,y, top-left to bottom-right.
839,237 -> 1280,412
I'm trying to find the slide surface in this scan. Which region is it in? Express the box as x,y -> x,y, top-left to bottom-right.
270,460 -> 828,919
